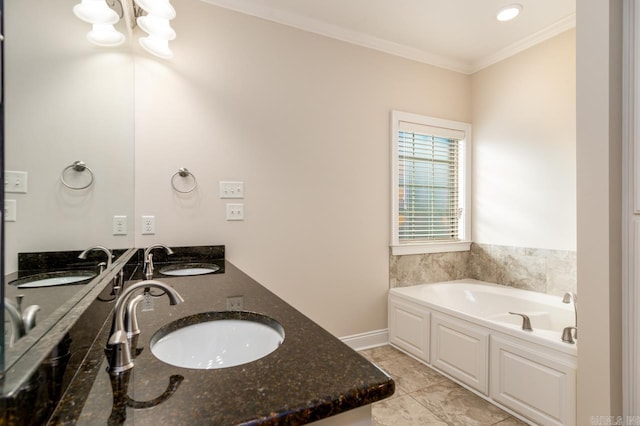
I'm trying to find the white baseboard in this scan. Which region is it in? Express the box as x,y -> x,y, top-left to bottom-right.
340,329 -> 389,351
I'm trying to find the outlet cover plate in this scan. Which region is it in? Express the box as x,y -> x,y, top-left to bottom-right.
141,215 -> 155,234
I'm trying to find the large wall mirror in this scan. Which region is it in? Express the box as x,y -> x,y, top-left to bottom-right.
2,0 -> 134,371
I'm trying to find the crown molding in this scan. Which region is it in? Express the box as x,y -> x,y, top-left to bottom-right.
470,13 -> 576,73
200,0 -> 575,75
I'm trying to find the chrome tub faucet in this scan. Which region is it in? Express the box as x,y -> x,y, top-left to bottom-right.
562,291 -> 578,340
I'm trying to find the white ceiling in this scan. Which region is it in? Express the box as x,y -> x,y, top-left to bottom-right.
200,0 -> 576,74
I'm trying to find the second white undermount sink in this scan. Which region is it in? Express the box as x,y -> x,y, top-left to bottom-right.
10,270 -> 98,288
150,312 -> 285,369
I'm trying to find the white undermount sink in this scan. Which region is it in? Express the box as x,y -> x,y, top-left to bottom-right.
10,271 -> 97,288
150,312 -> 285,369
159,263 -> 220,276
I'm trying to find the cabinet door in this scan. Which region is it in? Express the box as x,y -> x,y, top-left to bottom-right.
430,314 -> 489,394
388,296 -> 430,362
490,336 -> 576,426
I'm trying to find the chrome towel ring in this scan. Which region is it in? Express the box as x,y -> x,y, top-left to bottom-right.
61,161 -> 94,190
171,168 -> 197,193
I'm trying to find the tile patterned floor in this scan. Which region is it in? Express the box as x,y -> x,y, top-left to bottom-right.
358,345 -> 530,426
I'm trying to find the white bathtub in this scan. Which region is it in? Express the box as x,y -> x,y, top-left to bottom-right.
388,279 -> 577,426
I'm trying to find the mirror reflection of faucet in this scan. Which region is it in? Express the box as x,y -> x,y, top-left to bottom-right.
4,296 -> 40,346
78,245 -> 114,273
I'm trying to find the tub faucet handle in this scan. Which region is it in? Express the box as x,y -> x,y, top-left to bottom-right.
562,326 -> 577,344
509,312 -> 533,331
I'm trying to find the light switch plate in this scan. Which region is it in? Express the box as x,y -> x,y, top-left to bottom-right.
220,181 -> 244,199
226,203 -> 244,221
113,215 -> 127,235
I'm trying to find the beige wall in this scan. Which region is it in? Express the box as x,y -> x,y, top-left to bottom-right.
133,0 -> 471,337
471,29 -> 576,251
576,0 -> 623,422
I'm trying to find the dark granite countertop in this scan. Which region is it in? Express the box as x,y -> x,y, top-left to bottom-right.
50,261 -> 394,425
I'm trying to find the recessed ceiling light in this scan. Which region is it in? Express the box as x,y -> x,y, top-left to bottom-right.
496,4 -> 522,22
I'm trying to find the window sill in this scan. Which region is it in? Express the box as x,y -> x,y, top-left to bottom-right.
390,241 -> 471,256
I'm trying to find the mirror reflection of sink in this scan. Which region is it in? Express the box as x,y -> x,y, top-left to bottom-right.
159,263 -> 220,276
9,270 -> 98,289
150,312 -> 285,369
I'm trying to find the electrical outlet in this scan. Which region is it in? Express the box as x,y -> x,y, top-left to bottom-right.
219,181 -> 244,199
141,215 -> 155,234
4,171 -> 27,194
226,204 -> 244,221
226,296 -> 244,311
4,200 -> 16,222
113,215 -> 127,235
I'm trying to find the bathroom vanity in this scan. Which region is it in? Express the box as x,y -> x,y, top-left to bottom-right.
44,260 -> 394,424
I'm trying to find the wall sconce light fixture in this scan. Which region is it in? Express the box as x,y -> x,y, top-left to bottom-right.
73,0 -> 176,59
73,0 -> 125,46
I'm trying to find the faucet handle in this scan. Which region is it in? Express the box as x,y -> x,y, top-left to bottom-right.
15,295 -> 24,315
562,326 -> 577,344
509,312 -> 533,331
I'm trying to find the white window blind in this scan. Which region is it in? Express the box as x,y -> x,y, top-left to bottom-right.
397,120 -> 464,243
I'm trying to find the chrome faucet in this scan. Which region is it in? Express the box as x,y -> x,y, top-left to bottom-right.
143,244 -> 174,279
4,296 -> 40,346
79,245 -> 113,271
562,292 -> 578,340
107,280 -> 183,374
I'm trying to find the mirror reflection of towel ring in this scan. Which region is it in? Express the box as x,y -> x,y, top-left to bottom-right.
171,168 -> 197,193
61,161 -> 94,190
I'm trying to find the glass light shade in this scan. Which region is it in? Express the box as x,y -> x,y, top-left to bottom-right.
496,4 -> 522,22
73,0 -> 119,24
134,0 -> 176,20
137,15 -> 176,40
87,24 -> 126,46
139,35 -> 173,59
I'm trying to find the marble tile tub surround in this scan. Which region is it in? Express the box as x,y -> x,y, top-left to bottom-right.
390,242 -> 577,296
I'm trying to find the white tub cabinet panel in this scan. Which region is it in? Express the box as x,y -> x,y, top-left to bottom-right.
388,296 -> 430,362
490,336 -> 576,426
430,314 -> 489,394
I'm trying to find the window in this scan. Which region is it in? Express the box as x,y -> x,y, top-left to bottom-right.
391,111 -> 471,255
